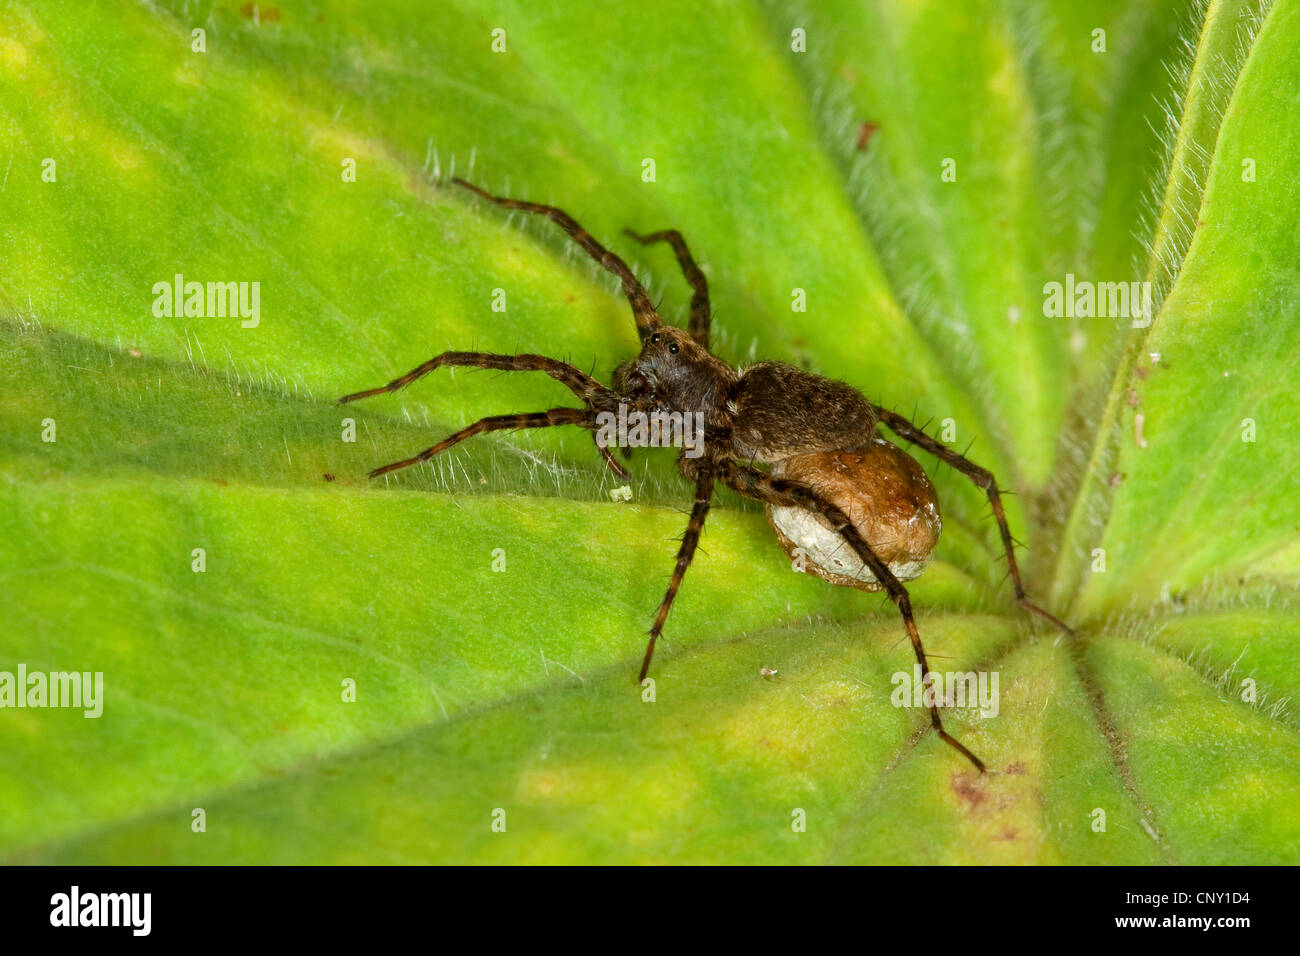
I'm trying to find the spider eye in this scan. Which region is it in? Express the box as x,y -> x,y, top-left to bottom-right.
650,333 -> 660,343
668,342 -> 679,354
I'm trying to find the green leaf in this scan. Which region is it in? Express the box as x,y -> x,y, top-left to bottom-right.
1,0 -> 1297,863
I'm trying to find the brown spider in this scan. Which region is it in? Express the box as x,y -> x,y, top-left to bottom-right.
340,178 -> 1074,773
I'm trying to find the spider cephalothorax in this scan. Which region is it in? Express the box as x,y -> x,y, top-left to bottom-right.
340,178 -> 1073,773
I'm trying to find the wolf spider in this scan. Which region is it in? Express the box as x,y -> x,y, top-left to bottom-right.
340,178 -> 1073,773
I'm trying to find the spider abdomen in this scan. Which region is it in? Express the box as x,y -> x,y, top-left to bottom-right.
766,438 -> 942,591
729,361 -> 878,461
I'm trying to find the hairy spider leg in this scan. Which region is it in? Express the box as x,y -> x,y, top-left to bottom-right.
871,405 -> 1074,636
452,178 -> 662,340
638,466 -> 716,683
338,351 -> 612,406
339,352 -> 627,478
367,407 -> 594,479
623,228 -> 711,349
594,441 -> 631,479
717,459 -> 986,773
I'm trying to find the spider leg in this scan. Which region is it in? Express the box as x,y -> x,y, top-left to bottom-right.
366,407 -> 593,479
870,405 -> 1074,636
623,228 -> 711,349
451,178 -> 661,340
639,466 -> 715,682
718,459 -> 986,773
595,438 -> 630,479
342,353 -> 636,479
339,351 -> 615,407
